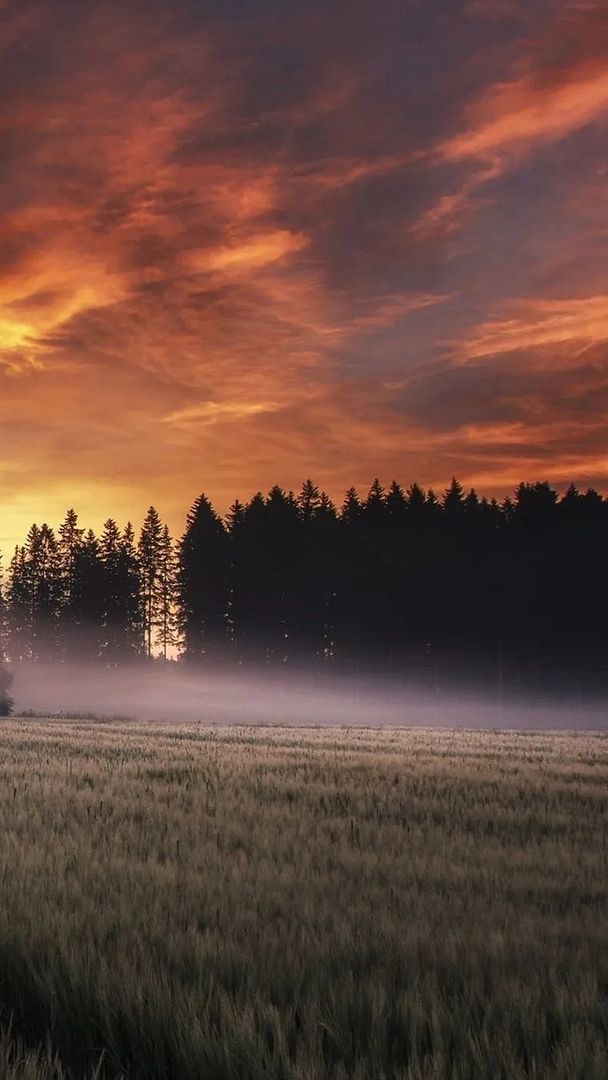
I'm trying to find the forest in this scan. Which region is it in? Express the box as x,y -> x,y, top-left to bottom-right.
1,478 -> 607,695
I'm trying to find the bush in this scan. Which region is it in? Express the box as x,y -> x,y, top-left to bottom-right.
0,665 -> 13,717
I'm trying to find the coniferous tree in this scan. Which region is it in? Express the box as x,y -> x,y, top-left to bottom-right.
406,482 -> 426,515
425,489 -> 441,516
138,506 -> 163,657
262,486 -> 300,661
443,477 -> 465,515
72,530 -> 106,659
119,524 -> 142,657
341,487 -> 362,525
226,500 -> 246,656
57,508 -> 85,656
315,492 -> 339,659
155,525 -> 179,660
386,480 -> 407,520
100,520 -> 140,661
100,519 -> 122,660
299,479 -> 322,522
10,524 -> 62,660
6,547 -> 31,661
228,492 -> 271,662
178,495 -> 229,661
365,478 -> 387,520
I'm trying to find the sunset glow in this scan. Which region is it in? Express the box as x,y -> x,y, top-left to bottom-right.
1,0 -> 607,549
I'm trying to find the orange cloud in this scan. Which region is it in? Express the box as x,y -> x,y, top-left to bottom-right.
191,230 -> 308,275
458,296 -> 608,362
440,65 -> 608,165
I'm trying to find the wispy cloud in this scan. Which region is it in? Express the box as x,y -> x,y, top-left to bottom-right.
458,295 -> 608,362
0,0 -> 607,548
440,66 -> 608,165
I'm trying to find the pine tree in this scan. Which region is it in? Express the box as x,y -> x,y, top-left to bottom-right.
464,488 -> 480,514
138,506 -> 163,657
226,500 -> 246,535
100,519 -> 121,659
341,487 -> 362,525
298,479 -> 321,522
72,530 -> 105,659
14,524 -> 61,660
386,481 -> 406,519
155,525 -> 179,660
443,478 -> 465,514
58,509 -> 84,592
178,495 -> 230,661
100,521 -> 143,662
119,524 -> 142,658
6,547 -> 31,661
57,508 -> 85,656
406,483 -> 426,514
226,501 -> 247,655
317,492 -> 337,522
365,478 -> 386,519
426,489 -> 441,515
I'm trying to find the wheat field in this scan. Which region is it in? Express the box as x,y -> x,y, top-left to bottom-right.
0,720 -> 605,1078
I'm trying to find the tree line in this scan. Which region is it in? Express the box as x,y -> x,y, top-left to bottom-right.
1,478 -> 607,693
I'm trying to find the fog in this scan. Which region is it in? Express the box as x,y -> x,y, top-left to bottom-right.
7,662 -> 607,730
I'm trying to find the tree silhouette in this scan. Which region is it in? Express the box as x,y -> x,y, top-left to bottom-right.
138,506 -> 163,657
57,508 -> 85,656
72,529 -> 106,660
7,525 -> 62,661
100,521 -> 141,662
155,525 -> 179,660
178,495 -> 229,661
6,547 -> 31,662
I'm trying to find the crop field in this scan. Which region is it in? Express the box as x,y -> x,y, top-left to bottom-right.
0,721 -> 605,1079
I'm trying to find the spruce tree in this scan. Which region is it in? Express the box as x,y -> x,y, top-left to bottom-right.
341,487 -> 362,525
443,478 -> 465,514
119,524 -> 142,658
138,507 -> 163,657
155,525 -> 179,660
298,480 -> 321,522
15,524 -> 62,660
72,530 -> 105,660
6,546 -> 31,661
57,508 -> 85,656
178,495 -> 230,661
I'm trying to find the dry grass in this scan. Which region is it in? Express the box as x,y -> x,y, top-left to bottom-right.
0,720 -> 606,1078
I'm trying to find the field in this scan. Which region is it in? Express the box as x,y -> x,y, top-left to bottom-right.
0,721 -> 606,1078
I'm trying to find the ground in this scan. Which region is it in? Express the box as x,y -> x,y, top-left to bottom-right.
0,720 -> 606,1078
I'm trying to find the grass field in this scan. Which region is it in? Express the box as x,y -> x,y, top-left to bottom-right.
0,720 -> 606,1078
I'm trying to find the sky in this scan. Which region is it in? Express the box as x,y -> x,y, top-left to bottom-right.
1,0 -> 607,550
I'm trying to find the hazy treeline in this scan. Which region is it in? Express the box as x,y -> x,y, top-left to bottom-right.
0,478 -> 607,686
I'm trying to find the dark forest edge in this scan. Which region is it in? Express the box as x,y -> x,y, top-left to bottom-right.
1,478 -> 607,704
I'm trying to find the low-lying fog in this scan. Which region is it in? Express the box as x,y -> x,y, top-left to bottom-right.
8,662 -> 607,730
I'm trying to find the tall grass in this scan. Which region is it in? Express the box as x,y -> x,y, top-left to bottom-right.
0,721 -> 605,1077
